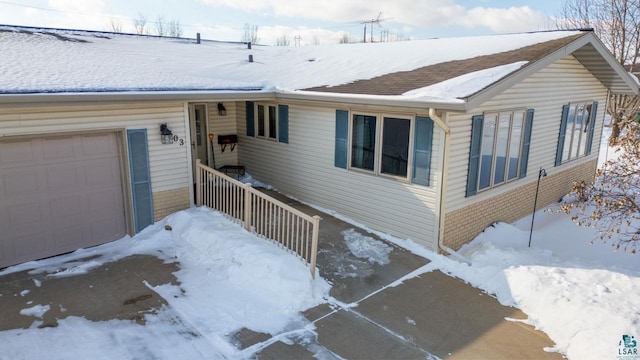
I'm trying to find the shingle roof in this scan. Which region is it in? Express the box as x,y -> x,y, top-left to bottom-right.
303,33 -> 587,98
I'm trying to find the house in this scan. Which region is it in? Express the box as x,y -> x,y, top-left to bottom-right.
0,25 -> 637,268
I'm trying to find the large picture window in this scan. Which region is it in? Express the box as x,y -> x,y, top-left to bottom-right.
478,110 -> 525,190
466,108 -> 534,197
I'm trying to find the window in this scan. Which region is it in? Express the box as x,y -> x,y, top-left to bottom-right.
245,101 -> 289,143
335,110 -> 434,186
466,109 -> 534,196
350,114 -> 410,177
351,114 -> 377,171
381,117 -> 411,177
556,102 -> 597,165
256,103 -> 277,139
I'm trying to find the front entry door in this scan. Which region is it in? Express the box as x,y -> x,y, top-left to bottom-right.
189,104 -> 209,178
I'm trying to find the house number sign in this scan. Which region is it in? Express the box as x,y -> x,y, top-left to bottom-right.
172,135 -> 185,146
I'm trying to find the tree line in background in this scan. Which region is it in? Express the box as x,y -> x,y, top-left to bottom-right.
557,0 -> 640,253
106,13 -> 183,38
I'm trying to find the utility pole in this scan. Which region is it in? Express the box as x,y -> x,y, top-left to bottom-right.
294,35 -> 301,46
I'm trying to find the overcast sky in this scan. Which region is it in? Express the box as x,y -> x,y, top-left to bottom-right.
0,0 -> 566,45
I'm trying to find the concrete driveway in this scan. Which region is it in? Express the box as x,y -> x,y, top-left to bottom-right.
0,196 -> 561,359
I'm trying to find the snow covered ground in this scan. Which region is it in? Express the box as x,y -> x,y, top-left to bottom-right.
0,208 -> 331,359
0,127 -> 637,359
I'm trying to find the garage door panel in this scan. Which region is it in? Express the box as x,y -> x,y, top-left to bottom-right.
0,140 -> 37,165
43,136 -> 76,161
49,195 -> 84,220
81,133 -> 117,156
13,233 -> 48,259
0,132 -> 127,268
85,159 -> 121,186
45,166 -> 83,192
2,170 -> 40,199
53,224 -> 88,252
8,202 -> 44,227
90,216 -> 126,244
88,189 -> 122,216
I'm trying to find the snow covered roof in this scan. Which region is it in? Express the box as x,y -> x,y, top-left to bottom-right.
0,25 -> 637,109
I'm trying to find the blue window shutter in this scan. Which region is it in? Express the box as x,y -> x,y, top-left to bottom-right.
127,129 -> 153,233
335,110 -> 349,169
519,109 -> 534,179
466,115 -> 484,197
586,101 -> 598,155
246,101 -> 255,137
278,104 -> 289,144
555,104 -> 570,166
412,116 -> 434,186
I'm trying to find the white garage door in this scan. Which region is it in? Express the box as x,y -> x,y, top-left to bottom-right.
0,132 -> 127,268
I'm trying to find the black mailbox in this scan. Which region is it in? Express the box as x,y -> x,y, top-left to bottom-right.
217,134 -> 238,152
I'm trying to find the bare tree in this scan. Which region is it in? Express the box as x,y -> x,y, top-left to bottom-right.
338,32 -> 351,44
168,19 -> 183,38
242,23 -> 259,44
107,17 -> 123,33
155,16 -> 166,36
312,34 -> 321,46
133,13 -> 148,35
561,121 -> 640,254
557,0 -> 640,143
275,33 -> 290,46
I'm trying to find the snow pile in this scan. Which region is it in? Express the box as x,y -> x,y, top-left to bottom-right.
19,304 -> 50,318
0,207 -> 330,359
430,207 -> 640,359
151,208 -> 330,336
342,228 -> 392,265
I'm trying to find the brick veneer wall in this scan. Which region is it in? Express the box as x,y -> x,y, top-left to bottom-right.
153,186 -> 191,220
443,159 -> 597,250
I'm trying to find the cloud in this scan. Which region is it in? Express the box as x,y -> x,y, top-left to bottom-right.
198,0 -> 553,33
48,0 -> 106,14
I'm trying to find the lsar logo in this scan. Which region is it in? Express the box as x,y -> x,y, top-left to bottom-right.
618,334 -> 639,360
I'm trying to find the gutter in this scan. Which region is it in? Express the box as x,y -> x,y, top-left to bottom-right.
0,89 -> 273,105
276,90 -> 468,112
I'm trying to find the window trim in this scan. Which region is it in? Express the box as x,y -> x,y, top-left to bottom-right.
347,111 -> 416,182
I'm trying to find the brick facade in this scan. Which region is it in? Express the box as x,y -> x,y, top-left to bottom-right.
443,159 -> 597,250
153,186 -> 191,220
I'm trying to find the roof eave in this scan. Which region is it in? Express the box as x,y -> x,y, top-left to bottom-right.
463,32 -> 639,111
277,90 -> 468,112
0,89 -> 274,106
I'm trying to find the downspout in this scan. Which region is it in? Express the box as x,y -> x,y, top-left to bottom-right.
431,108 -> 471,265
184,102 -> 196,207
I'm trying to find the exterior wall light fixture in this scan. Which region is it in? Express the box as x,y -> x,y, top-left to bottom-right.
218,102 -> 227,116
160,123 -> 173,144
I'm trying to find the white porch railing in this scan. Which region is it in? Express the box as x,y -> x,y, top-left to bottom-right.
195,160 -> 321,278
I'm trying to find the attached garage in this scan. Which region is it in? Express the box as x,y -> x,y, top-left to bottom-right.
0,132 -> 127,268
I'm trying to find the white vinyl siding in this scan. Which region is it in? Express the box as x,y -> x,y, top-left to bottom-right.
447,55 -> 607,212
237,102 -> 442,250
0,102 -> 190,193
204,102 -> 239,168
